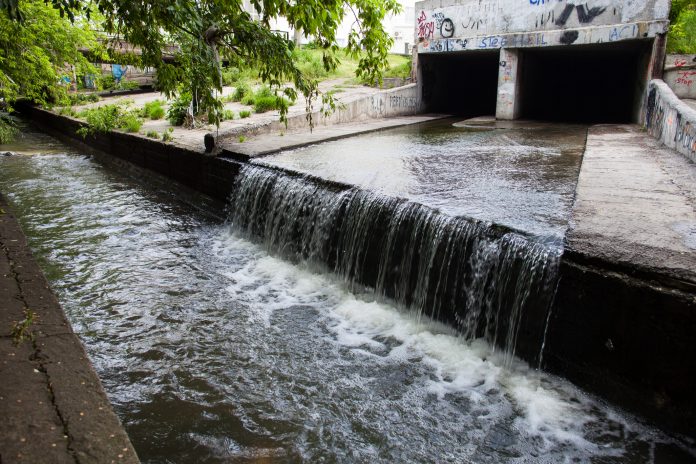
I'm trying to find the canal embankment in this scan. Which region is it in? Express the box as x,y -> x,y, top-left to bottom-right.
15,101 -> 696,439
0,193 -> 139,463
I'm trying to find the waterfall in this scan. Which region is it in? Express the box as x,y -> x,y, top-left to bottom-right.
227,165 -> 561,364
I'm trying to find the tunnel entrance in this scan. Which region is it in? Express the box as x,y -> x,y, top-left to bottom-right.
518,41 -> 653,124
419,51 -> 500,117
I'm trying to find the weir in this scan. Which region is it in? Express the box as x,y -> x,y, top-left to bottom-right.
228,165 -> 561,365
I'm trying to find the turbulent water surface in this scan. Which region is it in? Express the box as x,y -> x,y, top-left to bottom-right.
1,125 -> 694,463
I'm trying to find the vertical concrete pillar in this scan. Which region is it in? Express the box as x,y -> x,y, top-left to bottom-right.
496,48 -> 522,120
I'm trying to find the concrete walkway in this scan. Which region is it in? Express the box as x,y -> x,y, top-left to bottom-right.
566,125 -> 696,287
218,114 -> 447,160
0,194 -> 138,463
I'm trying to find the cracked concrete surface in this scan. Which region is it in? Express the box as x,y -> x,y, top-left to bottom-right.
0,194 -> 138,464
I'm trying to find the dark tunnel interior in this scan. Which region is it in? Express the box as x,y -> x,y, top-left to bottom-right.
419,51 -> 500,117
518,41 -> 653,123
418,40 -> 653,123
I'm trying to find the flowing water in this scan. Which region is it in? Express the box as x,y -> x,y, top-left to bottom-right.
1,124 -> 695,463
258,119 -> 587,240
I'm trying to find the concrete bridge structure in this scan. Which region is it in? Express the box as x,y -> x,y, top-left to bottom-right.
412,0 -> 671,123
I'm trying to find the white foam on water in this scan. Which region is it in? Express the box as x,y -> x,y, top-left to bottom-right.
209,228 -> 695,461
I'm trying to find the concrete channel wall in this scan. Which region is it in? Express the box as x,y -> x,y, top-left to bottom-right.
20,104 -> 241,202
664,54 -> 696,99
646,79 -> 696,163
1,194 -> 139,463
413,0 -> 669,53
213,84 -> 424,145
20,104 -> 696,439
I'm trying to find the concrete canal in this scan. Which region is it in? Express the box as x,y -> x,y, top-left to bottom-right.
1,121 -> 695,462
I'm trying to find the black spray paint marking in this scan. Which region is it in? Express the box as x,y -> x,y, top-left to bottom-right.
559,30 -> 579,45
555,4 -> 606,27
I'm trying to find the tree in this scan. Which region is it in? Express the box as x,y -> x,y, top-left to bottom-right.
0,0 -> 100,107
668,0 -> 696,54
2,0 -> 402,127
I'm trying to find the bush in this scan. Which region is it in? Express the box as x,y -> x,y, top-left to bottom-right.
142,100 -> 165,120
385,60 -> 411,79
119,80 -> 141,91
221,67 -> 241,86
58,106 -> 77,117
167,92 -> 192,126
239,110 -> 251,118
99,74 -> 115,90
145,130 -> 160,139
120,113 -> 142,133
75,104 -> 143,136
253,95 -> 290,113
231,81 -> 252,102
162,128 -> 174,142
67,93 -> 101,105
293,49 -> 329,79
77,104 -> 121,136
0,116 -> 18,144
221,109 -> 235,121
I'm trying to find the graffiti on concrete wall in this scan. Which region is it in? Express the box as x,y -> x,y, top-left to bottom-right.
646,81 -> 696,163
664,55 -> 696,99
370,87 -> 421,117
415,0 -> 668,51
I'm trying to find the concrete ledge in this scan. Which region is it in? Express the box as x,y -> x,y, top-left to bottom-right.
646,79 -> 696,163
546,258 -> 696,438
0,194 -> 139,464
548,124 -> 696,439
219,114 -> 447,160
17,103 -> 241,203
211,83 -> 424,147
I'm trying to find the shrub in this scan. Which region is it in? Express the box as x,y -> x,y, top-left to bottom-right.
67,93 -> 101,106
385,60 -> 411,79
221,109 -> 235,121
0,116 -> 18,144
100,74 -> 116,90
167,92 -> 192,126
294,49 -> 329,79
146,130 -> 160,139
254,95 -> 290,113
239,110 -> 251,119
78,104 -> 121,136
75,104 -> 143,136
58,106 -> 77,117
231,81 -> 251,102
162,128 -> 174,142
119,113 -> 143,133
142,100 -> 165,120
119,80 -> 141,91
221,66 -> 241,85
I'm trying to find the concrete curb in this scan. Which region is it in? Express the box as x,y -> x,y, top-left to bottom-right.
0,194 -> 139,464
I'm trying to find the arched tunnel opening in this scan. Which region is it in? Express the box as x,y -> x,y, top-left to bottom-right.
419,51 -> 500,117
518,41 -> 653,124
